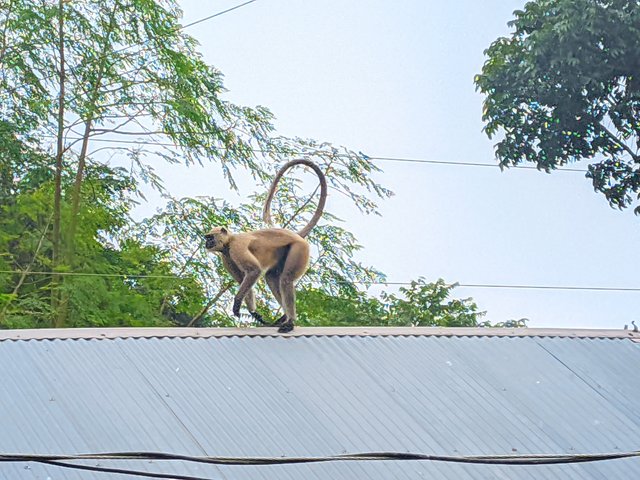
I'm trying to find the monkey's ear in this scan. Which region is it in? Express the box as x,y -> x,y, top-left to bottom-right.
220,227 -> 228,234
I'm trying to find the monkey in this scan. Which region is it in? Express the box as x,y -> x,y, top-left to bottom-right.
204,159 -> 327,333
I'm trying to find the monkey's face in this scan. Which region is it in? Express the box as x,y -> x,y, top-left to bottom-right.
204,227 -> 230,252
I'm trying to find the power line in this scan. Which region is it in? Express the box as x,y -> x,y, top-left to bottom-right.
374,282 -> 640,293
38,460 -> 208,480
359,282 -> 640,292
455,283 -> 640,292
0,271 -> 637,293
182,0 -> 259,29
370,156 -> 587,173
39,134 -> 590,172
2,449 -> 639,468
0,270 -> 179,279
4,0 -> 260,94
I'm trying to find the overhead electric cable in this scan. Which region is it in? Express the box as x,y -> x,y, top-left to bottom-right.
0,271 -> 637,293
0,270 -> 179,279
370,156 -> 587,172
39,460 -> 210,480
5,0 -> 260,94
457,283 -> 640,292
38,134 -> 590,172
181,0 -> 259,29
367,282 -> 640,293
2,449 -> 639,467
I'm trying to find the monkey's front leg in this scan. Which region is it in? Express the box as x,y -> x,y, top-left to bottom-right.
222,255 -> 263,320
232,269 -> 261,318
244,288 -> 269,325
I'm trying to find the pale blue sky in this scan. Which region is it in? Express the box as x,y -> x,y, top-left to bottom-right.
143,0 -> 639,328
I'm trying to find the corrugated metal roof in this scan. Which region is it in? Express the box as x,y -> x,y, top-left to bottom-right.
0,331 -> 639,479
1,326 -> 639,340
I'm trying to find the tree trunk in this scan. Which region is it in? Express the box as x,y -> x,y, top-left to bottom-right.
64,5 -> 118,268
52,0 -> 65,326
64,117 -> 93,266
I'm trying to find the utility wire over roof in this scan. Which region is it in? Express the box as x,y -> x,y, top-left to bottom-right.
2,450 -> 640,480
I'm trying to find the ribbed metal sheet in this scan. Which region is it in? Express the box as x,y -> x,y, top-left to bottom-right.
0,335 -> 638,479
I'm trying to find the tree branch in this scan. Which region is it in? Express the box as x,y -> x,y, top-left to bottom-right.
89,128 -> 167,136
600,121 -> 640,162
0,0 -> 15,64
0,213 -> 53,319
187,282 -> 233,327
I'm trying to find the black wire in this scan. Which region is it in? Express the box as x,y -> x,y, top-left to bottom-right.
0,271 -> 637,292
40,460 -> 215,480
341,451 -> 640,465
1,450 -> 638,467
455,283 -> 640,292
370,156 -> 588,173
4,0 -> 260,94
182,0 -> 259,29
39,134 -> 590,173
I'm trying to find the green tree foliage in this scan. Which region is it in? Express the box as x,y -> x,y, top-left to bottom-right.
0,126 -> 520,328
296,288 -> 387,326
297,279 -> 490,328
382,279 -> 485,327
0,0 -> 505,330
0,0 -> 396,328
0,123 -> 204,327
475,0 -> 640,212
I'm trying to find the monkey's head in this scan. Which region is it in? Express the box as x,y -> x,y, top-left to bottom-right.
204,227 -> 231,252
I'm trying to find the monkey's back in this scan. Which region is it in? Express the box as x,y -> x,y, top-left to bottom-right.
232,228 -> 308,271
250,228 -> 304,244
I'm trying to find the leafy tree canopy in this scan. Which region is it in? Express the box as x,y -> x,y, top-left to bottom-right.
0,0 -> 523,329
298,279 -> 487,328
475,0 -> 640,212
0,0 -> 395,328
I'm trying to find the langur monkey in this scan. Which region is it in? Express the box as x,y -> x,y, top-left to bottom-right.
204,159 -> 327,333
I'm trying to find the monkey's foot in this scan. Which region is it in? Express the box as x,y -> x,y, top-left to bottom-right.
273,314 -> 287,327
232,298 -> 242,318
277,320 -> 294,334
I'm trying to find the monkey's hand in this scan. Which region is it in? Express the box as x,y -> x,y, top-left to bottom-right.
232,297 -> 242,318
250,311 -> 270,326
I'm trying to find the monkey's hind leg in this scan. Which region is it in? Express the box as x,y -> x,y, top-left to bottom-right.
265,268 -> 287,327
278,284 -> 295,333
278,242 -> 309,333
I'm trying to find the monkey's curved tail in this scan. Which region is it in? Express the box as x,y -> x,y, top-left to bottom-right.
263,159 -> 328,238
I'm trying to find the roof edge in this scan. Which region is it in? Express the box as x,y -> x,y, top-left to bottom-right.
0,326 -> 638,341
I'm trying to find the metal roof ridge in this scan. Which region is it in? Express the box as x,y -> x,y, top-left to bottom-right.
0,326 -> 638,341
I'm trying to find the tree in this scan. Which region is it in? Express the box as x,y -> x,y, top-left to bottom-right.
0,130 -> 206,328
296,288 -> 386,326
475,0 -> 640,213
382,279 -> 486,327
295,279 -> 489,328
0,0 -> 392,327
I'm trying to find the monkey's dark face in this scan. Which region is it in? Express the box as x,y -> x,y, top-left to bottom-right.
204,227 -> 230,252
204,233 -> 217,250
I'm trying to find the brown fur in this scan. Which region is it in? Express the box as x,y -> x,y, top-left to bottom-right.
205,159 -> 327,333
